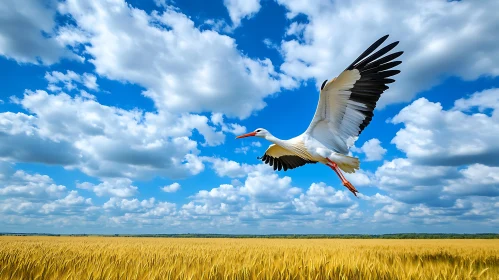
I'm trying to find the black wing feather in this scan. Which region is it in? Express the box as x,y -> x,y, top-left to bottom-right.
346,34 -> 389,70
353,41 -> 400,70
258,154 -> 317,172
341,35 -> 403,135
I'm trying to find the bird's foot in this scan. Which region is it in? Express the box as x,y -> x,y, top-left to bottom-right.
343,181 -> 359,197
327,160 -> 360,197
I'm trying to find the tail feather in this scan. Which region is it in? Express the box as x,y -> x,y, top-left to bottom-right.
337,155 -> 360,173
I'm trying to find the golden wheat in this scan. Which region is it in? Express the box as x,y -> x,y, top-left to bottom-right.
0,236 -> 498,279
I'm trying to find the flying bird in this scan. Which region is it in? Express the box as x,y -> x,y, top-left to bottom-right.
236,35 -> 403,197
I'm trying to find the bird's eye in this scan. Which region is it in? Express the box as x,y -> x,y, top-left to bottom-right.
256,129 -> 261,132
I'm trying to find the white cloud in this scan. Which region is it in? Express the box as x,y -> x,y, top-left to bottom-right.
0,164 -> 96,224
353,138 -> 387,161
358,88 -> 499,220
453,88 -> 499,113
235,141 -> 262,154
240,164 -> 301,202
276,0 -> 499,108
1,160 -> 497,233
82,73 -> 98,90
54,25 -> 90,47
359,193 -> 396,205
40,191 -> 93,215
374,158 -> 456,203
77,178 -> 138,198
293,182 -> 353,213
203,19 -> 233,34
234,146 -> 250,154
0,111 -> 80,165
391,90 -> 499,166
210,113 -> 247,136
0,161 -> 66,199
103,197 -> 156,213
193,184 -> 243,205
204,157 -> 259,178
183,167 -> 357,229
1,90 -> 216,180
45,70 -> 99,92
251,141 -> 262,147
223,0 -> 261,27
58,0 -> 296,119
161,182 -> 181,193
0,0 -> 81,65
263,38 -> 278,50
175,114 -> 225,147
344,169 -> 372,187
102,197 -> 178,227
367,192 -> 499,227
285,22 -> 306,37
443,164 -> 499,197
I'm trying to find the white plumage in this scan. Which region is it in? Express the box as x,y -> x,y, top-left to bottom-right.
236,35 -> 403,196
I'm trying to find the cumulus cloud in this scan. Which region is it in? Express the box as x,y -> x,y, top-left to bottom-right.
40,191 -> 93,215
0,111 -> 80,165
234,141 -> 262,154
45,70 -> 99,91
161,182 -> 181,193
58,0 -> 296,119
54,25 -> 90,47
454,88 -> 499,113
374,158 -> 458,205
0,0 -> 81,65
1,90 -> 215,180
103,197 -> 159,214
223,0 -> 261,27
391,89 -> 499,166
344,169 -> 372,187
240,164 -> 302,202
443,164 -> 499,197
353,138 -> 387,161
234,146 -> 250,154
0,163 -> 95,228
276,0 -> 499,108
77,178 -> 138,198
204,157 -> 259,178
184,167 -> 356,229
210,113 -> 247,136
0,161 -> 66,199
367,193 -> 498,227
364,89 -> 499,221
251,142 -> 262,147
1,159 -> 497,233
293,182 -> 353,213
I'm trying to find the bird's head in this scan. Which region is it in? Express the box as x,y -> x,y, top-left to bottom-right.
235,128 -> 269,139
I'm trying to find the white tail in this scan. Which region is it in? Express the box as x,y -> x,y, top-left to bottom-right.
329,154 -> 360,173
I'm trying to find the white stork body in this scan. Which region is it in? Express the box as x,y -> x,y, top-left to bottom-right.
236,35 -> 403,196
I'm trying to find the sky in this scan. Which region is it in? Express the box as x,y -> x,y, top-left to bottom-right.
1,0 -> 498,235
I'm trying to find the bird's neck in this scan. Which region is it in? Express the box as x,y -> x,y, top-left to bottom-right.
265,134 -> 287,147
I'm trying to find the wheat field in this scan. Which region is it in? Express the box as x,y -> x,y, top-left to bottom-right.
0,236 -> 498,279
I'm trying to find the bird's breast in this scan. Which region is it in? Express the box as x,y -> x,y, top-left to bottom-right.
302,135 -> 333,163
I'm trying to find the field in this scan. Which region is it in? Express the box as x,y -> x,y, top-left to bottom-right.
0,237 -> 498,279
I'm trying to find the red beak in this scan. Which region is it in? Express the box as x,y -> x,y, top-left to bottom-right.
236,132 -> 257,139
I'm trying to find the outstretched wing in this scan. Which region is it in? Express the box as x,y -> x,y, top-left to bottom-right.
306,34 -> 403,154
258,144 -> 317,171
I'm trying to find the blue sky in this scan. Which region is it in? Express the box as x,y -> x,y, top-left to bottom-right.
1,0 -> 498,234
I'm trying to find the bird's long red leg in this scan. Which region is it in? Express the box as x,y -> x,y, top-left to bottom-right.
326,159 -> 359,197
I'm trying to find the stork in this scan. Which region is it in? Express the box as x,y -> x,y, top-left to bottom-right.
236,35 -> 403,197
